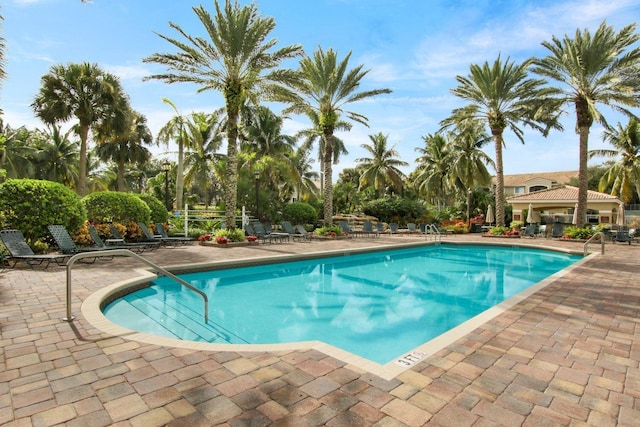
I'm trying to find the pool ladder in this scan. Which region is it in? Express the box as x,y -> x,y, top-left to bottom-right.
63,249 -> 209,323
424,224 -> 442,244
583,232 -> 605,257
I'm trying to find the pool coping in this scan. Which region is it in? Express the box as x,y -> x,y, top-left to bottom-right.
81,241 -> 592,380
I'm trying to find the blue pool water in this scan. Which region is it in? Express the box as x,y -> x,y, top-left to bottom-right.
103,244 -> 581,364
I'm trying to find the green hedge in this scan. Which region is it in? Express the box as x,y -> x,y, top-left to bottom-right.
136,194 -> 168,223
362,198 -> 425,225
82,191 -> 151,224
0,179 -> 86,242
282,202 -> 318,225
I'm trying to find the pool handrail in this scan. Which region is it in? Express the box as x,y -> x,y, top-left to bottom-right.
63,249 -> 209,323
583,232 -> 605,257
425,224 -> 442,243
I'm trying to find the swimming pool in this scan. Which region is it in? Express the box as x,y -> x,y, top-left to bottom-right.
102,244 -> 582,366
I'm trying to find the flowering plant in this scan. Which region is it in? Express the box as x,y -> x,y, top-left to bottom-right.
198,233 -> 212,242
246,235 -> 258,242
215,236 -> 230,244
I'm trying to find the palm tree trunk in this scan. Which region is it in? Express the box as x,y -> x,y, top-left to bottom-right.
576,125 -> 590,226
77,124 -> 89,196
323,132 -> 334,226
176,141 -> 184,211
225,114 -> 239,229
492,131 -> 506,227
117,158 -> 126,192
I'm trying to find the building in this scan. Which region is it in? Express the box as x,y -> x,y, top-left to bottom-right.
500,171 -> 578,196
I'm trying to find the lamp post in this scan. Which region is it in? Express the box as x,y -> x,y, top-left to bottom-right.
254,170 -> 260,220
162,161 -> 171,211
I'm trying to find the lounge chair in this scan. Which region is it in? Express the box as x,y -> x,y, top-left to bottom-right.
614,226 -> 632,245
279,221 -> 306,242
362,221 -> 380,238
47,225 -> 114,260
406,223 -> 420,234
338,221 -> 360,238
137,222 -> 182,247
523,224 -> 537,238
87,225 -> 146,253
389,223 -> 399,234
155,223 -> 194,246
376,222 -> 386,233
551,222 -> 564,238
109,224 -> 161,250
253,222 -> 288,243
0,229 -> 70,269
294,224 -> 313,241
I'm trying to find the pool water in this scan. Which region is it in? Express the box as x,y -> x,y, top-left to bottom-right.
103,244 -> 581,364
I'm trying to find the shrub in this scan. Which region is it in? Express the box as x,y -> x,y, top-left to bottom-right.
314,225 -> 344,237
282,202 -> 318,225
82,191 -> 151,224
363,198 -> 425,225
562,226 -> 595,240
0,179 -> 86,243
510,220 -> 524,230
214,228 -> 245,242
136,194 -> 168,223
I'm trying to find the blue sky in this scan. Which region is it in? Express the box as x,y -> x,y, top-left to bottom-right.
2,0 -> 640,181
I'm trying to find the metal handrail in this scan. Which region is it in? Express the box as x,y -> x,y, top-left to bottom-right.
425,224 -> 442,243
63,249 -> 208,323
583,232 -> 605,257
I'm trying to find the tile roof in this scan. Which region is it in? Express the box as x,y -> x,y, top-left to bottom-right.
499,170 -> 578,187
507,185 -> 620,202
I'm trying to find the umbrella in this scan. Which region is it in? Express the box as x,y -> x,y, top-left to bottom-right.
526,203 -> 535,224
486,205 -> 494,225
571,204 -> 578,225
617,203 -> 625,226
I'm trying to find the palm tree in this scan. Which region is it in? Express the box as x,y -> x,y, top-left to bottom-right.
441,55 -> 560,227
144,0 -> 303,228
31,125 -> 79,186
532,21 -> 640,225
0,124 -> 36,179
289,145 -> 319,202
446,119 -> 494,191
284,47 -> 392,225
94,110 -> 153,192
183,111 -> 225,207
355,132 -> 408,197
157,98 -> 189,209
413,132 -> 453,209
589,119 -> 640,203
31,62 -> 129,196
0,9 -> 6,90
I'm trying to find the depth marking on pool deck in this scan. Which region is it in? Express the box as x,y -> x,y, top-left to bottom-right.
394,350 -> 428,367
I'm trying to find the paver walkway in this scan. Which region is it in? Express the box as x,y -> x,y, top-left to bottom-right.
1,234 -> 639,426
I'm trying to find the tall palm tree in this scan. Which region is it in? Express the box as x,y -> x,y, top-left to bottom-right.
31,62 -> 129,196
446,119 -> 494,191
413,132 -> 453,209
589,119 -> 640,203
441,55 -> 560,227
94,110 -> 153,192
183,111 -> 225,207
0,9 -> 6,90
532,21 -> 640,225
284,47 -> 392,225
289,145 -> 319,202
0,124 -> 36,179
144,0 -> 303,228
31,125 -> 79,186
157,98 -> 189,209
355,132 -> 408,197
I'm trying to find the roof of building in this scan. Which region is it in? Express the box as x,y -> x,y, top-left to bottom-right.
500,171 -> 578,187
507,185 -> 620,202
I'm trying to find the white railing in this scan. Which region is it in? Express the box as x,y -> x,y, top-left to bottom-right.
425,224 -> 442,243
583,232 -> 605,257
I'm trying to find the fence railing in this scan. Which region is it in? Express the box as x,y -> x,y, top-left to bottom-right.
176,205 -> 256,235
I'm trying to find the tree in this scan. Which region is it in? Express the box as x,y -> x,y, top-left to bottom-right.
144,0 -> 303,228
94,110 -> 153,192
441,55 -> 560,227
31,62 -> 129,196
446,119 -> 494,191
31,125 -> 79,187
413,132 -> 453,209
0,124 -> 36,179
157,98 -> 189,209
532,21 -> 640,225
355,132 -> 408,197
589,119 -> 640,203
288,145 -> 319,202
284,47 -> 391,225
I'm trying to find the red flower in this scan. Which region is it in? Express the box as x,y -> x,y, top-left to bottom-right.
198,234 -> 212,242
246,235 -> 258,242
215,236 -> 229,244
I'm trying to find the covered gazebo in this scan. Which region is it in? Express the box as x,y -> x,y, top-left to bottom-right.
507,185 -> 623,225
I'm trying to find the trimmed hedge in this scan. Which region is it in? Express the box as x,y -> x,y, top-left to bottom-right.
136,194 -> 168,223
82,191 -> 151,224
282,202 -> 318,225
0,179 -> 86,242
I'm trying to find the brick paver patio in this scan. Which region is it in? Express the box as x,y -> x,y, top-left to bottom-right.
1,234 -> 639,426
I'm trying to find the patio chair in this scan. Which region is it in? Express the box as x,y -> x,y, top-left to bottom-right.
523,224 -> 537,238
294,224 -> 313,241
0,229 -> 70,269
47,225 -> 114,261
155,223 -> 194,246
614,226 -> 632,245
376,222 -> 386,233
551,222 -> 564,238
389,223 -> 399,234
253,222 -> 288,243
362,221 -> 380,238
137,222 -> 182,247
108,223 -> 161,251
406,223 -> 420,234
338,221 -> 360,238
87,225 -> 146,253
